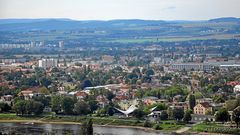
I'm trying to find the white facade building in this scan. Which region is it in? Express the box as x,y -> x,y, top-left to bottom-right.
170,63 -> 213,71
39,59 -> 58,69
234,85 -> 240,93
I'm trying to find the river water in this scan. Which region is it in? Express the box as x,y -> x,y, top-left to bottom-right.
0,122 -> 172,135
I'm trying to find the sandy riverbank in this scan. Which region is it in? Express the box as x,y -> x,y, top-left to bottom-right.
0,119 -> 169,134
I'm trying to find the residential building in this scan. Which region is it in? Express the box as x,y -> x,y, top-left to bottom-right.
194,103 -> 212,115
39,59 -> 58,69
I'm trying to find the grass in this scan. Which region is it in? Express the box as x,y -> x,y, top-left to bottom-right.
104,34 -> 237,43
191,122 -> 240,134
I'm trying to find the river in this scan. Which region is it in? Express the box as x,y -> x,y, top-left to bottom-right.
0,122 -> 172,135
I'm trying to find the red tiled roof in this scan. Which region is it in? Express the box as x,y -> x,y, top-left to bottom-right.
75,91 -> 88,97
200,102 -> 211,108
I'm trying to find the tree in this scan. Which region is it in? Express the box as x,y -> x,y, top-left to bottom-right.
81,80 -> 93,89
80,120 -> 87,135
189,94 -> 196,110
51,95 -> 62,114
153,124 -> 162,130
34,95 -> 50,107
88,100 -> 99,113
74,101 -> 90,115
39,87 -> 50,95
160,110 -> 168,120
86,119 -> 93,135
173,108 -> 184,121
40,77 -> 52,87
106,91 -> 115,101
143,120 -> 151,127
232,106 -> 240,128
13,100 -> 26,116
145,69 -> 154,76
0,102 -> 11,112
183,110 -> 192,123
133,109 -> 145,119
32,101 -> 44,115
61,96 -> 75,114
215,108 -> 230,123
25,100 -> 34,115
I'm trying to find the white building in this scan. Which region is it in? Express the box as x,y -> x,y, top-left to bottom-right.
170,63 -> 213,71
234,85 -> 240,93
59,41 -> 64,48
39,59 -> 58,69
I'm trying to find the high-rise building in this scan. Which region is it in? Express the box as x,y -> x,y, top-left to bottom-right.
39,59 -> 58,69
30,41 -> 36,47
39,41 -> 45,47
59,41 -> 64,48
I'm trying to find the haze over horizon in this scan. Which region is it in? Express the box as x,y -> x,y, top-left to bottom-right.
0,0 -> 240,21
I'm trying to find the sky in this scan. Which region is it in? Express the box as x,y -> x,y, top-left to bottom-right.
0,0 -> 240,20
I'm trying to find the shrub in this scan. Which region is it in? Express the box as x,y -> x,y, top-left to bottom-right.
153,124 -> 162,130
143,120 -> 151,127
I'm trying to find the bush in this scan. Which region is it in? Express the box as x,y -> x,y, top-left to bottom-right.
143,120 -> 151,127
153,124 -> 162,130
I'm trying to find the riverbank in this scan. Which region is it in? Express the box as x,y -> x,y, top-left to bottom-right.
190,123 -> 240,135
0,113 -> 182,133
0,119 -> 173,134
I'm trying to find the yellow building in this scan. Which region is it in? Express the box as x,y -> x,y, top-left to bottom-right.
194,103 -> 212,115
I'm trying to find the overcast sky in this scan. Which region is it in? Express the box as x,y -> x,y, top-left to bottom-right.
0,0 -> 239,20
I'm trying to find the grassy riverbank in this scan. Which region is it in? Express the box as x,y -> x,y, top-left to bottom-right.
0,113 -> 183,132
191,123 -> 240,135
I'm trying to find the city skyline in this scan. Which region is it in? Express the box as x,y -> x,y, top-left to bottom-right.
0,0 -> 240,21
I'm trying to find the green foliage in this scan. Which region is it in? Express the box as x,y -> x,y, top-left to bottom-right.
160,110 -> 168,120
39,77 -> 52,87
74,101 -> 90,115
133,109 -> 145,119
189,94 -> 196,110
145,69 -> 154,76
215,108 -> 230,123
51,95 -> 62,114
153,124 -> 162,130
173,108 -> 184,121
61,96 -> 75,115
13,100 -> 44,116
183,110 -> 192,123
86,119 -> 93,135
81,80 -> 93,89
0,102 -> 11,112
88,100 -> 99,113
232,106 -> 240,128
164,85 -> 189,97
80,119 -> 93,135
192,123 -> 240,134
143,119 -> 152,127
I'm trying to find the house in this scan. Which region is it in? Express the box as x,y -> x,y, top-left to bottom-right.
113,95 -> 129,102
194,102 -> 212,115
74,91 -> 88,100
0,95 -> 13,105
196,98 -> 213,104
171,102 -> 190,112
96,95 -> 109,108
18,87 -> 44,100
233,85 -> 240,93
191,114 -> 215,122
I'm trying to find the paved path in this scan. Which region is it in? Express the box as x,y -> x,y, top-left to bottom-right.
175,126 -> 191,133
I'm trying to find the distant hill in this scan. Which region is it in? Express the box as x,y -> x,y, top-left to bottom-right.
0,19 -> 168,31
209,17 -> 240,22
0,17 -> 239,36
